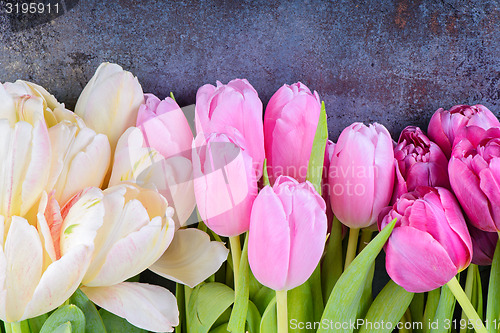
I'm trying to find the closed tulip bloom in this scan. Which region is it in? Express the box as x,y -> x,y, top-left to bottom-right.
328,123 -> 394,228
248,176 -> 327,291
192,132 -> 258,237
322,140 -> 336,229
75,62 -> 144,151
195,79 -> 264,177
393,126 -> 449,200
468,224 -> 497,266
428,104 -> 500,158
449,126 -> 500,232
379,186 -> 472,293
264,82 -> 321,183
137,94 -> 193,160
0,187 -> 104,322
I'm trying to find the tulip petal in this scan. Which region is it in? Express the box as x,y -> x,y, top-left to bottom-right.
81,282 -> 179,332
149,228 -> 228,288
248,186 -> 290,290
4,217 -> 43,322
385,226 -> 457,293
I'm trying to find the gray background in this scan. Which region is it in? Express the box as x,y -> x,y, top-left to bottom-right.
1,0 -> 499,140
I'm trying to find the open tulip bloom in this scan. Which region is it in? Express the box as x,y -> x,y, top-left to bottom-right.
2,63 -> 499,333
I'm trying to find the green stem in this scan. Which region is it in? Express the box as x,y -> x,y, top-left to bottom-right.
344,228 -> 359,270
399,308 -> 412,333
4,322 -> 11,333
447,276 -> 487,333
460,264 -> 476,333
358,229 -> 374,253
9,322 -> 21,333
229,236 -> 242,289
276,290 -> 288,333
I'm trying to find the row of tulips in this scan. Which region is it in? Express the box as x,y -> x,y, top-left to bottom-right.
1,61 -> 499,333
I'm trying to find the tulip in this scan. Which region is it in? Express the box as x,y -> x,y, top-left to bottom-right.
449,126 -> 500,232
47,120 -> 111,204
136,94 -> 193,160
328,122 -> 394,228
379,186 -> 472,293
468,224 -> 498,266
264,82 -> 321,183
322,140 -> 335,229
75,62 -> 144,151
109,127 -> 195,227
0,187 -> 104,322
248,176 -> 327,291
393,126 -> 449,200
428,104 -> 500,158
192,132 -> 258,237
195,79 -> 264,177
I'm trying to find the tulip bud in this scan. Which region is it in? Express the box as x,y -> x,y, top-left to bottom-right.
248,176 -> 327,291
137,94 -> 193,160
393,126 -> 449,201
428,104 -> 500,158
322,140 -> 336,230
195,79 -> 264,178
75,63 -> 144,151
328,123 -> 394,228
449,126 -> 500,232
192,132 -> 258,237
264,82 -> 321,183
379,186 -> 472,293
468,224 -> 498,266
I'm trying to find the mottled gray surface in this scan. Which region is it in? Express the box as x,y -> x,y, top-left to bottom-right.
1,0 -> 499,140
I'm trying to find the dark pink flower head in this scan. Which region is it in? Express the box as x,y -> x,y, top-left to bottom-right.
379,186 -> 472,293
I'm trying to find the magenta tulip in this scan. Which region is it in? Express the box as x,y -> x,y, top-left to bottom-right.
136,94 -> 193,160
379,186 -> 472,293
264,82 -> 321,183
428,104 -> 499,158
449,126 -> 500,232
195,79 -> 264,177
328,123 -> 394,228
468,224 -> 498,266
248,176 -> 327,291
192,132 -> 258,237
393,126 -> 449,201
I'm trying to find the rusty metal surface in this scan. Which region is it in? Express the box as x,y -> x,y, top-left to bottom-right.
1,0 -> 499,139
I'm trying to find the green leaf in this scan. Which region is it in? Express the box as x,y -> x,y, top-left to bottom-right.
262,159 -> 270,186
422,288 -> 440,333
358,279 -> 414,333
309,265 -> 324,322
69,289 -> 106,333
177,283 -> 186,333
409,293 -> 425,333
306,101 -> 328,194
288,281 -> 314,333
40,305 -> 85,333
356,263 -> 375,320
209,323 -> 229,333
253,286 -> 275,315
430,279 -> 457,333
52,322 -> 72,333
228,233 -> 250,332
187,282 -> 235,333
259,298 -> 277,333
170,92 -> 176,101
474,265 -> 483,320
318,219 -> 396,333
246,300 -> 262,333
487,241 -> 500,332
321,216 -> 344,303
99,309 -> 145,333
28,313 -> 49,333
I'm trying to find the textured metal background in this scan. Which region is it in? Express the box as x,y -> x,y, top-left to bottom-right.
1,0 -> 499,140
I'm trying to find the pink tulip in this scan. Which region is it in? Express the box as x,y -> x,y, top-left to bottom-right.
248,176 -> 327,291
192,132 -> 258,237
264,82 -> 321,183
137,94 -> 193,160
328,123 -> 394,228
468,224 -> 497,266
195,79 -> 264,177
379,186 -> 472,293
449,126 -> 500,232
393,126 -> 449,201
322,140 -> 335,230
428,104 -> 499,158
